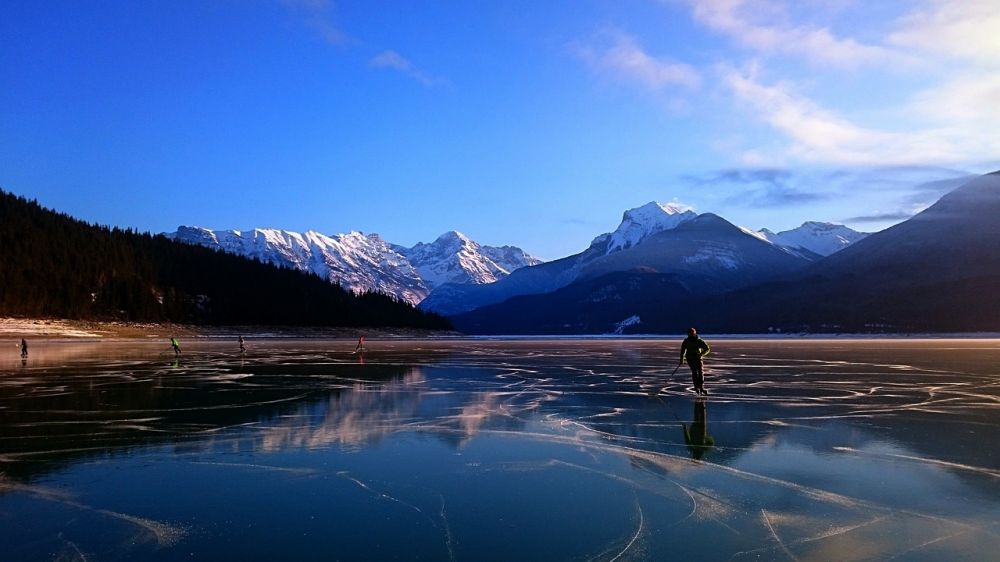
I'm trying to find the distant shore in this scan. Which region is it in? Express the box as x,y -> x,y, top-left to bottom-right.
0,318 -> 461,339
3,317 -> 999,341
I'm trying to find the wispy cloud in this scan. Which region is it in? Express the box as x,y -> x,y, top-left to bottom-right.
840,170 -> 977,225
369,50 -> 444,87
682,165 -> 973,210
889,0 -> 1000,66
721,66 -> 996,166
842,210 -> 917,223
903,174 -> 976,205
905,73 -> 1000,129
682,168 -> 831,207
280,3 -> 446,88
670,2 -> 999,167
281,0 -> 349,45
560,217 -> 606,227
684,168 -> 792,186
570,2 -> 998,169
685,0 -> 905,68
573,29 -> 701,92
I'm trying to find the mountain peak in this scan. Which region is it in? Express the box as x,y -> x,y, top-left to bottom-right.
622,201 -> 692,220
692,212 -> 726,222
411,231 -> 478,255
434,230 -> 472,244
755,221 -> 869,257
170,225 -> 540,305
605,201 -> 697,253
402,231 -> 540,289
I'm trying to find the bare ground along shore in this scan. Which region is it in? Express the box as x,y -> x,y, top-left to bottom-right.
0,317 -> 460,339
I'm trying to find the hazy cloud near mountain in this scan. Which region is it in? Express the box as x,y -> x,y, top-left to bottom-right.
680,168 -> 831,207
676,166 -> 977,230
842,211 -> 917,224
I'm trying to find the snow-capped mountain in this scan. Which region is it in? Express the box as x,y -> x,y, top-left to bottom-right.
455,171 -> 1000,334
167,226 -> 541,305
394,231 -> 543,287
755,222 -> 869,258
597,202 -> 697,254
448,213 -> 812,331
422,201 -> 811,315
702,171 -> 1000,333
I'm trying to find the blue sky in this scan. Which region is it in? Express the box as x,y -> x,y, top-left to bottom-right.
2,1 -> 998,259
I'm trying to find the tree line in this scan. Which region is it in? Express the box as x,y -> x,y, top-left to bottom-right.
0,190 -> 451,329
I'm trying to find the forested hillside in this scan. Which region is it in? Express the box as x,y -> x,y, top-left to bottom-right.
0,190 -> 450,329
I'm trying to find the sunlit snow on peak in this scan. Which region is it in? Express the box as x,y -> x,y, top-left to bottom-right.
169,226 -> 541,305
604,201 -> 697,254
752,222 -> 869,257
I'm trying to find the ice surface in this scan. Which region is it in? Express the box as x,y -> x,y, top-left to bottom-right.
1,339 -> 998,561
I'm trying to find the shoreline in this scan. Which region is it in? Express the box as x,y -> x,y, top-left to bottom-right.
0,318 -> 460,340
2,318 -> 999,341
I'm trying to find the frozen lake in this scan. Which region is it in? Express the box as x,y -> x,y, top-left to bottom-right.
1,339 -> 998,561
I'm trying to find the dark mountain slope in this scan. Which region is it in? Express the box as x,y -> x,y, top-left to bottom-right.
426,213 -> 809,318
809,172 -> 1000,282
577,214 -> 808,293
455,172 -> 1000,334
451,270 -> 695,334
691,172 -> 1000,332
451,214 -> 810,334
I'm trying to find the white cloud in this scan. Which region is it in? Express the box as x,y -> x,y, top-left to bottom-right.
369,50 -> 443,87
573,2 -> 999,167
281,0 -> 349,45
721,68 -> 990,165
889,0 -> 1000,66
687,0 -> 904,68
574,29 -> 702,91
692,1 -> 1000,166
907,73 -> 1000,128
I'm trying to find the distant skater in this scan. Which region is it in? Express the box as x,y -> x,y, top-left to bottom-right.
238,335 -> 246,354
170,337 -> 181,356
20,338 -> 28,358
354,336 -> 365,354
679,327 -> 711,394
